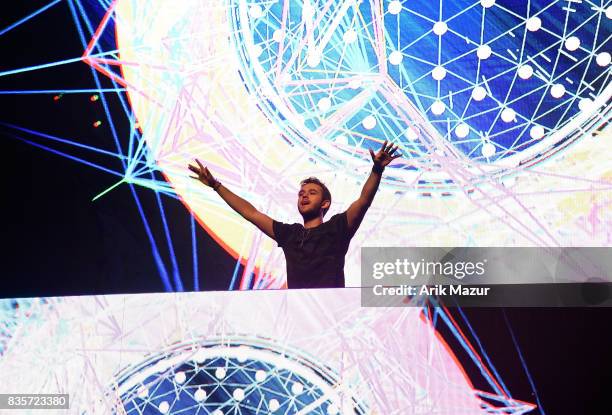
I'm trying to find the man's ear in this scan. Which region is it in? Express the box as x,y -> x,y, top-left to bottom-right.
322,199 -> 331,210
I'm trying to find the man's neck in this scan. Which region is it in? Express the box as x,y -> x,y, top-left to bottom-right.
303,216 -> 323,229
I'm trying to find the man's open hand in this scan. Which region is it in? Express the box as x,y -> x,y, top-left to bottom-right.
369,140 -> 402,170
188,159 -> 218,188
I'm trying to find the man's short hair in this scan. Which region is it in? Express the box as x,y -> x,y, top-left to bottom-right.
300,177 -> 332,217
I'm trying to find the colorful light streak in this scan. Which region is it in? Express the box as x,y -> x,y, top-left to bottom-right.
0,4 -> 603,410
108,0 -> 611,287
0,1 -> 612,290
0,291 -> 538,414
0,2 -> 610,288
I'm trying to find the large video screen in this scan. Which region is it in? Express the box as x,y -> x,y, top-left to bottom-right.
0,290 -> 543,414
2,0 -> 610,292
1,1 -> 610,414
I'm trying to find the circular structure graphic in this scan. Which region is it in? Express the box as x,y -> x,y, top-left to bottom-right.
108,0 -> 611,287
109,338 -> 366,414
230,0 -> 610,185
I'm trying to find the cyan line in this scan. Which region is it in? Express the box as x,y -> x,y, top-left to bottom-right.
0,0 -> 63,37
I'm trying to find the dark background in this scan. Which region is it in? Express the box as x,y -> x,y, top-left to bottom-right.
0,2 -> 609,414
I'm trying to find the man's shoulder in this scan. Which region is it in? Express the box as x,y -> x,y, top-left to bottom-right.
274,219 -> 302,227
325,211 -> 347,225
272,220 -> 304,247
322,212 -> 350,235
325,211 -> 346,221
273,220 -> 302,232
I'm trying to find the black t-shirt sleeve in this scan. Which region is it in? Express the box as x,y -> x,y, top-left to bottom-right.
272,220 -> 293,247
330,212 -> 352,243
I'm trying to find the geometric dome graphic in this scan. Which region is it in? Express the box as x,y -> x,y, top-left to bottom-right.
231,0 -> 611,186
109,338 -> 367,414
0,291 -> 536,414
102,0 -> 611,287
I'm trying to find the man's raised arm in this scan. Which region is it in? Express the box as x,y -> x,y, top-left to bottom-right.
346,141 -> 401,234
188,159 -> 275,239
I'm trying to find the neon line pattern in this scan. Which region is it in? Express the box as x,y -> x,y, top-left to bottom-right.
0,1 -> 610,289
0,291 -> 539,414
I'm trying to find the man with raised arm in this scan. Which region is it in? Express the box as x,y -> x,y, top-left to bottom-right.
188,141 -> 401,289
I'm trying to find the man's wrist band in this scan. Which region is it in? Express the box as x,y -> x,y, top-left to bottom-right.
372,164 -> 384,174
212,180 -> 222,191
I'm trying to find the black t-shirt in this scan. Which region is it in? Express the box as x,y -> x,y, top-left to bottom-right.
272,212 -> 352,289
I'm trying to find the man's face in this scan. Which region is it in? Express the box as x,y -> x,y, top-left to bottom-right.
297,183 -> 329,217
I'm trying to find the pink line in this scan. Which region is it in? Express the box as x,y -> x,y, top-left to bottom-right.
519,169 -> 612,186
415,157 -> 560,246
84,58 -> 164,109
83,0 -> 117,58
91,57 -> 174,72
314,82 -> 380,138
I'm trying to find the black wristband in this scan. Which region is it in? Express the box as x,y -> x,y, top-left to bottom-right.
372,164 -> 384,174
212,180 -> 222,191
